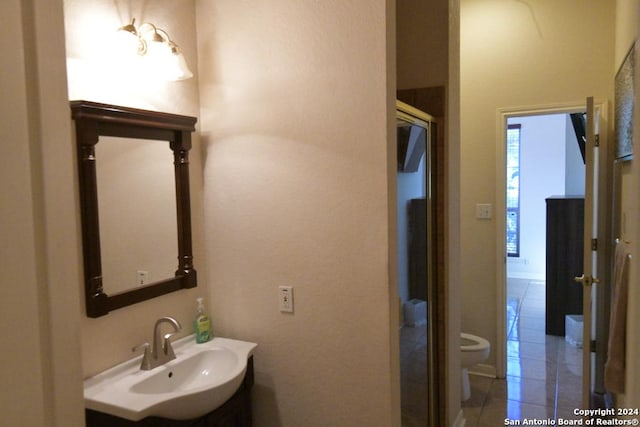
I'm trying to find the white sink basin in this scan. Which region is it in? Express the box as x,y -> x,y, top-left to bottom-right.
84,336 -> 257,421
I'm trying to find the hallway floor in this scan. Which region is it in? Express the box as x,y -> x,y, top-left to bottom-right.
462,278 -> 583,426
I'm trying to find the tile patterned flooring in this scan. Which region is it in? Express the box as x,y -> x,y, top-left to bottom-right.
462,278 -> 583,426
399,278 -> 582,426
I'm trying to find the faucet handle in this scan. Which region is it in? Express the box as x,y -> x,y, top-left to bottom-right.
132,342 -> 153,370
132,342 -> 150,353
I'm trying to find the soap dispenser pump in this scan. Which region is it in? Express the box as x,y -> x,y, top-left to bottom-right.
194,297 -> 212,343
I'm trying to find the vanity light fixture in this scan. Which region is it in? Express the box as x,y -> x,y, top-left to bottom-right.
117,18 -> 193,81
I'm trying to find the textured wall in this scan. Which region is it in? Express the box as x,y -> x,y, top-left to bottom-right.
63,0 -> 207,378
1,3 -> 51,424
460,0 -> 615,372
1,0 -> 85,424
196,1 -> 398,425
397,0 -> 449,89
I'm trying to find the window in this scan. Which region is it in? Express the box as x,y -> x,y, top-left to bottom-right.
506,124 -> 521,257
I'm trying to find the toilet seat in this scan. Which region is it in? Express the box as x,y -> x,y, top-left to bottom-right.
460,332 -> 490,352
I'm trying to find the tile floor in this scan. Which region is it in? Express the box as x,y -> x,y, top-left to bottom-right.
399,279 -> 583,426
462,278 -> 583,426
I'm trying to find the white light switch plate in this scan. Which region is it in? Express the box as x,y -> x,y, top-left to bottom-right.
279,286 -> 293,313
475,203 -> 493,219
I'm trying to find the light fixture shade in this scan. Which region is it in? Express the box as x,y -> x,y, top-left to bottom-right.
164,51 -> 194,81
144,37 -> 172,65
115,25 -> 143,57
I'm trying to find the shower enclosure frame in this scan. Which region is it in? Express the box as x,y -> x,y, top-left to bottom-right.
396,99 -> 444,426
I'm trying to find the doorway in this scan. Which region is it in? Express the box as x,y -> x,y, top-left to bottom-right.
505,112 -> 585,415
497,105 -> 596,417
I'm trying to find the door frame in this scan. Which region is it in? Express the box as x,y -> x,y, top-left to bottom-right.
495,100 -> 610,384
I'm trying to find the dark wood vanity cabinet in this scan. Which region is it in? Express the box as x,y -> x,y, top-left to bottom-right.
545,196 -> 584,336
86,357 -> 254,427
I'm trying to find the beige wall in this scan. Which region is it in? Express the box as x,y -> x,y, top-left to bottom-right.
615,0 -> 639,66
617,0 -> 640,410
460,0 -> 615,371
1,3 -> 51,424
2,0 -> 465,425
448,0 -> 462,422
196,0 -> 398,425
1,0 -> 85,425
63,0 -> 208,378
397,0 -> 449,89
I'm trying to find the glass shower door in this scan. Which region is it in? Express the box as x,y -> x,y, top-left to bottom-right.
396,100 -> 438,426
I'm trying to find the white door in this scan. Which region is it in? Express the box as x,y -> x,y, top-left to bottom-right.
575,96 -> 605,409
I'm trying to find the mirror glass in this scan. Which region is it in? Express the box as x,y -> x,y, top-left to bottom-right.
95,137 -> 178,295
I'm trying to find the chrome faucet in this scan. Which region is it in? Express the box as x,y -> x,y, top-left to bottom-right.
132,316 -> 182,370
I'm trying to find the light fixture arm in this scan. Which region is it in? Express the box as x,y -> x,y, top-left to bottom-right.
118,18 -> 138,37
116,18 -> 193,80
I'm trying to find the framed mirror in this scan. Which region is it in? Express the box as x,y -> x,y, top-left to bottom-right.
71,101 -> 198,318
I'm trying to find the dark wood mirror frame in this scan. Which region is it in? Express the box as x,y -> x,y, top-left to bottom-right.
71,100 -> 198,318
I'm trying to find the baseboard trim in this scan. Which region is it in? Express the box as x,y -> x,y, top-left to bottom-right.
506,272 -> 545,281
469,363 -> 496,378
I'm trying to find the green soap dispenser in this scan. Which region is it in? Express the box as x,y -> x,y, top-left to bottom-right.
193,297 -> 212,343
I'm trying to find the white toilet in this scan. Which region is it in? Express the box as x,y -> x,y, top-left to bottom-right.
460,332 -> 491,401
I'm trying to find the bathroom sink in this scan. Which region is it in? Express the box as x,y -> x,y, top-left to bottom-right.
84,336 -> 257,421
